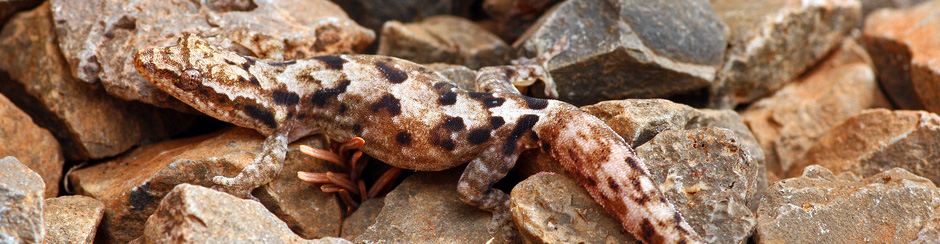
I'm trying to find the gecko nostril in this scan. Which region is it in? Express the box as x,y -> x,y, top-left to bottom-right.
176,69 -> 202,91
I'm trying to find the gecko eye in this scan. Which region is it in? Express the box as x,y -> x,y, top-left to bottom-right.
177,69 -> 202,91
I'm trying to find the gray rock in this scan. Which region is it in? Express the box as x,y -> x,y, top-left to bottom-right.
42,196 -> 105,244
425,63 -> 478,90
340,197 -> 384,240
637,128 -> 761,244
0,92 -> 63,198
0,156 -> 45,244
510,173 -> 638,244
378,15 -> 510,69
516,0 -> 727,105
757,166 -> 940,243
49,0 -> 374,111
710,0 -> 862,107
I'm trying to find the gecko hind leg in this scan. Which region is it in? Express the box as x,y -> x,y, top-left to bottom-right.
456,146 -> 521,243
212,133 -> 289,198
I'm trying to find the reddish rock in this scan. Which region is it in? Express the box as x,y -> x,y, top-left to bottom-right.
0,93 -> 63,198
378,15 -> 510,69
42,195 -> 105,244
0,0 -> 41,24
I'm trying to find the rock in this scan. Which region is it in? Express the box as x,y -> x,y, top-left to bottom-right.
0,0 -> 41,25
710,0 -> 862,107
740,39 -> 890,181
354,170 -> 494,243
787,109 -> 940,183
0,92 -> 63,198
42,195 -> 105,244
426,63 -> 478,90
49,0 -> 374,111
510,173 -> 638,243
0,3 -> 193,161
68,127 -> 342,243
340,197 -> 384,240
515,0 -> 727,105
757,166 -> 940,243
0,156 -> 45,244
636,128 -> 762,244
378,15 -> 510,69
863,0 -> 940,113
482,0 -> 561,41
331,0 -> 475,32
138,184 -> 351,244
861,0 -> 928,16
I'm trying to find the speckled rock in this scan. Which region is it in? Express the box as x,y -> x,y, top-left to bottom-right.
710,0 -> 862,107
49,0 -> 374,111
354,170 -> 494,243
69,128 -> 342,243
0,93 -> 62,198
863,0 -> 940,113
757,166 -> 940,243
378,15 -> 510,69
510,173 -> 638,243
516,0 -> 727,105
741,39 -> 889,181
42,195 -> 104,244
637,128 -> 762,244
788,109 -> 940,183
340,197 -> 384,240
0,3 -> 193,161
138,184 -> 351,244
0,156 -> 45,244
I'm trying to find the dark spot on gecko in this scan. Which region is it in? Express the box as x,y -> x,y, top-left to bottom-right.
633,193 -> 650,205
522,96 -> 549,110
376,61 -> 408,84
438,91 -> 457,105
503,115 -> 540,155
529,133 -> 539,141
272,90 -> 300,105
396,131 -> 412,146
310,80 -> 351,106
468,92 -> 491,99
244,104 -> 278,129
224,59 -> 239,66
441,117 -> 465,131
370,94 -> 401,116
541,142 -> 551,153
626,157 -> 642,172
631,178 -> 643,192
468,92 -> 505,107
270,60 -> 297,66
436,139 -> 456,151
678,241 -> 687,244
585,177 -> 597,186
433,82 -> 456,90
489,117 -> 505,129
314,55 -> 345,70
249,76 -> 261,86
674,213 -> 688,234
504,68 -> 515,78
352,124 -> 362,134
467,129 -> 491,145
607,178 -> 621,192
338,104 -> 347,114
640,219 -> 661,243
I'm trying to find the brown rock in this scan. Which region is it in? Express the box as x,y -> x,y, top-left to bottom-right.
340,197 -> 384,240
863,0 -> 940,113
510,173 -> 638,244
331,0 -> 476,32
741,39 -> 890,181
42,195 -> 105,244
482,0 -> 561,41
637,128 -> 762,244
354,170 -> 494,243
788,109 -> 940,182
757,166 -> 940,243
516,0 -> 727,105
378,15 -> 510,69
138,184 -> 351,244
0,156 -> 45,243
0,3 -> 193,161
48,0 -> 374,111
0,93 -> 63,198
69,128 -> 342,243
861,0 -> 928,18
711,0 -> 862,107
0,0 -> 41,25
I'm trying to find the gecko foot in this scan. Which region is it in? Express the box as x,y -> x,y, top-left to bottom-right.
297,137 -> 402,214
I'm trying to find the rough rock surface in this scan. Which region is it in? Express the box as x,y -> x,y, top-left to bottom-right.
0,93 -> 62,198
741,40 -> 889,181
482,0 -> 561,41
378,15 -> 510,69
0,0 -> 41,26
516,0 -> 727,105
757,166 -> 940,243
637,128 -> 762,244
354,170 -> 494,243
711,0 -> 862,107
48,0 -> 374,111
0,156 -> 45,244
42,195 -> 105,244
861,0 -> 928,17
340,197 -> 384,240
863,0 -> 940,113
0,3 -> 193,161
510,173 -> 638,243
788,109 -> 940,183
138,184 -> 351,244
331,0 -> 476,32
69,128 -> 342,243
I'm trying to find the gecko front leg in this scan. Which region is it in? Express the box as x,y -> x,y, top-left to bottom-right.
457,144 -> 524,242
212,133 -> 289,198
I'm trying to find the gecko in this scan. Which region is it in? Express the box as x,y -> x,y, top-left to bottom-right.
134,33 -> 704,244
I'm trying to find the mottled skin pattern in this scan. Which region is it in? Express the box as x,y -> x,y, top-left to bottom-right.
134,34 -> 703,244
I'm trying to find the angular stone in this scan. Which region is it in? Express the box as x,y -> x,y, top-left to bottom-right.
788,109 -> 940,183
331,0 -> 476,31
482,0 -> 561,41
637,128 -> 762,244
510,173 -> 638,243
340,197 -> 384,240
861,0 -> 928,16
0,3 -> 193,161
0,156 -> 45,244
0,93 -> 62,198
711,0 -> 862,107
49,0 -> 374,111
757,166 -> 940,243
378,15 -> 509,69
138,184 -> 351,244
863,0 -> 940,113
516,0 -> 727,105
42,195 -> 105,244
740,40 -> 890,181
354,170 -> 494,243
69,128 -> 342,243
